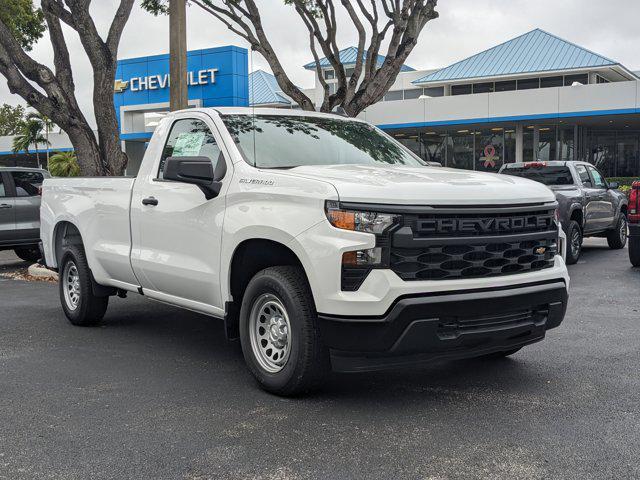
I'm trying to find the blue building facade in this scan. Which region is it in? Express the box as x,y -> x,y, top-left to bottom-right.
114,45 -> 248,172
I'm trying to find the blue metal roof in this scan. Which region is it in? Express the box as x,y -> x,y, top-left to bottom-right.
249,70 -> 290,106
413,29 -> 618,85
303,46 -> 414,72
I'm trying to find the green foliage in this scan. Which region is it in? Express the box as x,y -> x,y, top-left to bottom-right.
0,0 -> 46,51
605,177 -> 640,187
11,117 -> 48,153
140,0 -> 169,15
0,103 -> 26,136
48,150 -> 80,177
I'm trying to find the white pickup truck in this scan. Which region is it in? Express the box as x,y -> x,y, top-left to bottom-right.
41,108 -> 569,395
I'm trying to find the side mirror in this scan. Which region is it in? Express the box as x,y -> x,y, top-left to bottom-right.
608,181 -> 619,189
163,154 -> 226,199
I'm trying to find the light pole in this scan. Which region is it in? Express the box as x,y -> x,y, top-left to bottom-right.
170,0 -> 188,111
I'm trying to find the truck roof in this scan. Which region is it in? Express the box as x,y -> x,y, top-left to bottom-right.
503,161 -> 590,168
186,106 -> 367,123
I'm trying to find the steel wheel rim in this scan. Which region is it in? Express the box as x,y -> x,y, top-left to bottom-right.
63,261 -> 81,311
571,230 -> 581,258
249,293 -> 292,373
620,217 -> 627,243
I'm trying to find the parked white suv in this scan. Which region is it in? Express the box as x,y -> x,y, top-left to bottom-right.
41,108 -> 569,395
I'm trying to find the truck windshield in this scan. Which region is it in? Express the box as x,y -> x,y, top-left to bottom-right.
220,114 -> 425,168
501,166 -> 573,186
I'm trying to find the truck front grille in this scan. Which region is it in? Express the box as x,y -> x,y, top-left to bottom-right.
339,203 -> 559,291
390,237 -> 557,281
390,205 -> 558,282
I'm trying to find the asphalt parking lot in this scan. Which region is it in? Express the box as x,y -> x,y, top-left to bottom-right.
1,241 -> 639,480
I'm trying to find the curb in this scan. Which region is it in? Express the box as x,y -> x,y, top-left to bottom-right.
28,263 -> 59,281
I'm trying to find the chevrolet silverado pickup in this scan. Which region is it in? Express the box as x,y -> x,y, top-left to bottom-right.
500,161 -> 628,264
41,108 -> 569,395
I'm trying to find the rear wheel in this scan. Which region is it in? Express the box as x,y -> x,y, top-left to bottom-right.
629,235 -> 640,267
565,220 -> 582,265
239,266 -> 328,396
607,214 -> 627,249
14,246 -> 41,263
59,245 -> 108,326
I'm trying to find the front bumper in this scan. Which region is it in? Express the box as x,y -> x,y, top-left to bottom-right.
318,280 -> 568,372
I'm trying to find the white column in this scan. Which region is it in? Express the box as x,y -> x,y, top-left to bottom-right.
515,124 -> 523,163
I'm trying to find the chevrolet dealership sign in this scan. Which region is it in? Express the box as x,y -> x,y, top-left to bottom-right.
114,68 -> 218,93
114,46 -> 248,115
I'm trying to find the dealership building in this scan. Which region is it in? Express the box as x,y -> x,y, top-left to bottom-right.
1,28 -> 640,178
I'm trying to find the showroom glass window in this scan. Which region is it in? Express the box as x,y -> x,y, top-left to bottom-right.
10,171 -> 44,196
475,129 -> 503,172
421,132 -> 446,165
537,126 -> 557,161
447,130 -> 474,170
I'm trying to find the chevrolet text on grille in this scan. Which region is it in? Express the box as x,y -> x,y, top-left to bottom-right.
417,215 -> 555,234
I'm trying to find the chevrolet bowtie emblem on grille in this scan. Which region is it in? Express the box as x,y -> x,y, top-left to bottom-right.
113,79 -> 129,93
534,246 -> 547,255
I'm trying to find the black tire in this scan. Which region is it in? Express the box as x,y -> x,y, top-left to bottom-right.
239,266 -> 328,396
606,214 -> 628,250
58,244 -> 108,326
481,347 -> 522,359
14,246 -> 41,263
629,235 -> 640,267
565,220 -> 582,265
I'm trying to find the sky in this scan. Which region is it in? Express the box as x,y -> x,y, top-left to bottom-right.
1,0 -> 638,127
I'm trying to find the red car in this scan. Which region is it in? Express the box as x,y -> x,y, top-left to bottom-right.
629,181 -> 640,267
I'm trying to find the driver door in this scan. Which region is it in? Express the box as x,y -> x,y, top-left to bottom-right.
130,114 -> 230,315
586,165 -> 615,231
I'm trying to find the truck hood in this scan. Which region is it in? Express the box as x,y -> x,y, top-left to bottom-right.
284,165 -> 556,205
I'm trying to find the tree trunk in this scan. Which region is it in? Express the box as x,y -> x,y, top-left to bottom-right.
66,124 -> 104,176
35,145 -> 40,168
93,66 -> 128,175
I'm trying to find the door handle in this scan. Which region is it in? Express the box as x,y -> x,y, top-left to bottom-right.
0,203 -> 12,209
142,196 -> 158,206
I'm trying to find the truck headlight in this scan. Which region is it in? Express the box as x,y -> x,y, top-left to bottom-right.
325,200 -> 398,234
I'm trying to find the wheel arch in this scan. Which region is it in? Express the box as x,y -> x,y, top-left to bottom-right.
224,237 -> 312,340
53,220 -> 84,267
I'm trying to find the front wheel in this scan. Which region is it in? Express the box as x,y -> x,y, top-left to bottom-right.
565,220 -> 582,265
239,266 -> 328,396
607,214 -> 628,250
59,245 -> 108,326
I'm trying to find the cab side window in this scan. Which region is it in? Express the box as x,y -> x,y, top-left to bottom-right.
0,175 -> 5,197
587,166 -> 606,189
575,165 -> 592,188
157,118 -> 221,179
10,171 -> 44,196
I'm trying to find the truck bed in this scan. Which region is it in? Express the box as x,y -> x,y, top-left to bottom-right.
40,177 -> 138,287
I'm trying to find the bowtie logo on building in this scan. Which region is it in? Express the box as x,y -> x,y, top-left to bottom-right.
113,79 -> 129,93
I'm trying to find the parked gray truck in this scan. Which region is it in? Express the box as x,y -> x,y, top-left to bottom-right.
0,167 -> 50,262
499,161 -> 628,264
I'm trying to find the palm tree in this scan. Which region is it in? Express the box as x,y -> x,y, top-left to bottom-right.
48,151 -> 80,177
26,112 -> 55,166
12,117 -> 50,168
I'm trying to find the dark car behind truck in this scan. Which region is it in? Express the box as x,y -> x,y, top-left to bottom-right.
499,161 -> 628,264
0,167 -> 50,262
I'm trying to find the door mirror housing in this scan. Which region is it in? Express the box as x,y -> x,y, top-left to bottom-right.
163,154 -> 226,199
608,181 -> 619,189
